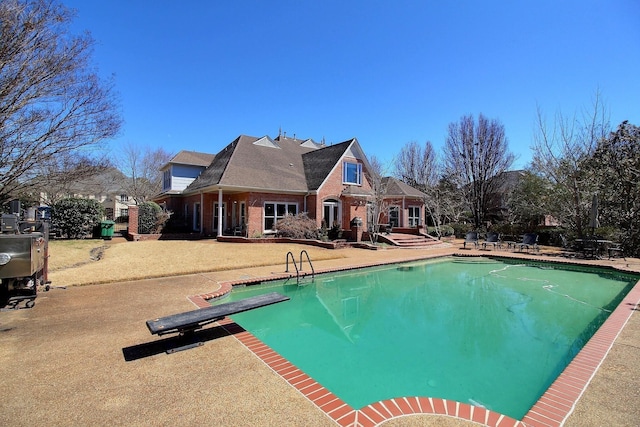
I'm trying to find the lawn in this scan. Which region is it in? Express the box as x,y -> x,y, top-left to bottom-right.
47,239 -> 346,287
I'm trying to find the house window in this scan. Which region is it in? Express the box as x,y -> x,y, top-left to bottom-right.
264,202 -> 297,232
213,202 -> 225,232
119,208 -> 129,218
240,202 -> 246,226
163,169 -> 171,191
193,202 -> 201,231
120,194 -> 129,203
105,208 -> 114,220
342,162 -> 362,185
408,206 -> 421,227
389,206 -> 399,227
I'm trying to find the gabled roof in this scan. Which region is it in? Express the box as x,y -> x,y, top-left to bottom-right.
302,140 -> 353,190
382,177 -> 427,198
164,150 -> 215,169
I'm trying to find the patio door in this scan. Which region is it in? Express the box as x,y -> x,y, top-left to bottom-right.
408,206 -> 420,227
323,200 -> 340,228
213,202 -> 225,234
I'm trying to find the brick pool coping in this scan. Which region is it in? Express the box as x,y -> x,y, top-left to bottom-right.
187,253 -> 640,427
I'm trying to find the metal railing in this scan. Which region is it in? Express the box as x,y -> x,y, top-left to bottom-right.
285,250 -> 315,284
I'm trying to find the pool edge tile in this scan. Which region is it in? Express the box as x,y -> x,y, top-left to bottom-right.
201,261 -> 640,427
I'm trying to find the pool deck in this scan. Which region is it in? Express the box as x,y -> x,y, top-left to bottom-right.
1,242 -> 639,426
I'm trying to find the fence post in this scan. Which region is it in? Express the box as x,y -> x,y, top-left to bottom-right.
127,205 -> 139,240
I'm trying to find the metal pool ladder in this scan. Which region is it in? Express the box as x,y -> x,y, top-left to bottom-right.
285,250 -> 315,284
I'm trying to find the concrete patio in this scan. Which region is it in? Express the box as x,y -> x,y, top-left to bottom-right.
1,243 -> 638,426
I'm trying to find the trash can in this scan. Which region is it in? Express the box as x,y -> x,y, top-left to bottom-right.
99,220 -> 115,240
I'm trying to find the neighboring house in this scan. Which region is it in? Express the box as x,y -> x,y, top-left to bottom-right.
39,168 -> 134,221
155,133 -> 426,238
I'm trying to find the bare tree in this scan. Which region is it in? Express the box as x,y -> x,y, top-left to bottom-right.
394,141 -> 438,189
364,155 -> 392,245
118,142 -> 173,204
0,0 -> 121,206
394,140 -> 448,236
444,114 -> 515,228
531,91 -> 609,235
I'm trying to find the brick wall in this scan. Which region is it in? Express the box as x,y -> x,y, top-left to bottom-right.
128,205 -> 138,234
316,157 -> 373,230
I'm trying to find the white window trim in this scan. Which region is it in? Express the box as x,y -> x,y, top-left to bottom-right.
342,162 -> 362,186
213,202 -> 226,232
408,205 -> 421,227
322,200 -> 341,228
263,201 -> 298,233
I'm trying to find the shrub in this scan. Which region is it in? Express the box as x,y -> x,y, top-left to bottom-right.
275,213 -> 322,240
52,198 -> 104,239
448,222 -> 473,238
427,225 -> 455,237
138,201 -> 170,234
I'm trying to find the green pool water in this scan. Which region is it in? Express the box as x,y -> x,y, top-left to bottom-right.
215,257 -> 637,419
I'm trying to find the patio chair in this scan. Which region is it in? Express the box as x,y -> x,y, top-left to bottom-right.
463,231 -> 479,249
560,234 -> 578,258
608,242 -> 626,260
580,236 -> 598,259
517,233 -> 539,252
482,232 -> 502,250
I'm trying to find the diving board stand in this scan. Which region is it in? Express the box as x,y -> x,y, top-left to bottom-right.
147,292 -> 289,337
146,292 -> 289,353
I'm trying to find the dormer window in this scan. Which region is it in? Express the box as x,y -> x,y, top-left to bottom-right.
342,162 -> 362,185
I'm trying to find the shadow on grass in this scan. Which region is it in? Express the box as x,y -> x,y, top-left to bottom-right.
122,323 -> 245,361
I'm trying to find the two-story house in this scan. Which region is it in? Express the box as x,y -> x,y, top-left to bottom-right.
155,133 -> 426,239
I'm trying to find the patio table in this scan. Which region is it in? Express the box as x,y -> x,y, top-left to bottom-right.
574,238 -> 612,259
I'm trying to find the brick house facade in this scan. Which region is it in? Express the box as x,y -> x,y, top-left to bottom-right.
155,133 -> 424,239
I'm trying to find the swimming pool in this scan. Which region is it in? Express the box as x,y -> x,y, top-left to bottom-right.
213,256 -> 637,420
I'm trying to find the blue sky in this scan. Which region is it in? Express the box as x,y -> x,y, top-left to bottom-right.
63,0 -> 640,170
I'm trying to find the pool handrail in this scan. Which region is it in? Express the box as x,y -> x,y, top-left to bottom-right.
285,250 -> 315,284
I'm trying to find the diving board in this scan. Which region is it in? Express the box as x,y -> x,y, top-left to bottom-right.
146,292 -> 289,336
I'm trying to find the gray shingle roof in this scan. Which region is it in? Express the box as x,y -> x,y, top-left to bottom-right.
183,135 -> 368,194
168,150 -> 215,167
186,135 -> 325,193
302,140 -> 354,190
382,177 -> 427,198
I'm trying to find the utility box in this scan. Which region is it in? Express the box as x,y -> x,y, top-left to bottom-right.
350,217 -> 363,242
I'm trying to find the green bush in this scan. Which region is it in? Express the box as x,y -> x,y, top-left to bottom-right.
275,213 -> 322,240
426,225 -> 455,237
138,201 -> 169,234
52,198 -> 104,239
448,222 -> 473,238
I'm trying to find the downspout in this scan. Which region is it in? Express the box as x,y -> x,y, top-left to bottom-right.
217,188 -> 223,236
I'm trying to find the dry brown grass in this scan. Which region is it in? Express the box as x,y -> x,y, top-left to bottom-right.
47,239 -> 346,287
